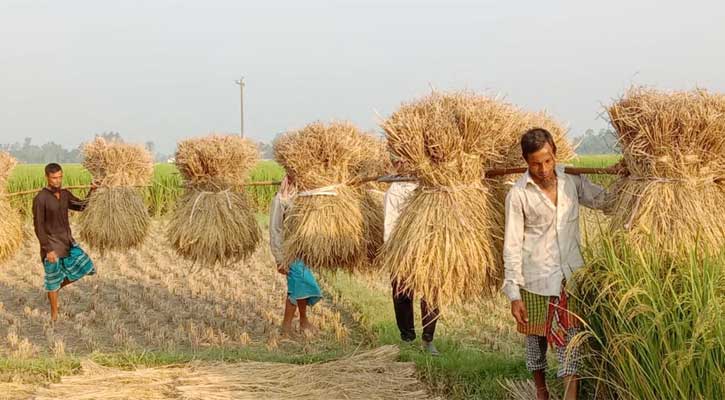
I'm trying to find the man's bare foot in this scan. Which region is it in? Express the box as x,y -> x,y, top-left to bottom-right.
281,323 -> 294,337
536,387 -> 550,400
300,319 -> 315,333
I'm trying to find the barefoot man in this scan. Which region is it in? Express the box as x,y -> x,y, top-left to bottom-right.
502,129 -> 613,400
269,173 -> 322,335
32,163 -> 96,321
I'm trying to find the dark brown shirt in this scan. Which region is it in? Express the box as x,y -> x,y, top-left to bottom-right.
32,188 -> 89,261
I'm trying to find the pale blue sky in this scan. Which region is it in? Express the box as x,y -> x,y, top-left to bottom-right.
1,0 -> 723,153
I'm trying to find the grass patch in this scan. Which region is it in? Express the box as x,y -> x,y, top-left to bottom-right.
322,270 -> 530,400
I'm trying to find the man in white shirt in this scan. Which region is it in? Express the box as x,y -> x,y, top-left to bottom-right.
384,164 -> 440,356
503,128 -> 611,400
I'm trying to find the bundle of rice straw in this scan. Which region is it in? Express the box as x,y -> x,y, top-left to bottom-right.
0,152 -> 23,263
380,91 -> 535,308
274,121 -> 375,271
606,87 -> 725,255
356,134 -> 393,262
168,135 -> 261,265
79,138 -> 153,252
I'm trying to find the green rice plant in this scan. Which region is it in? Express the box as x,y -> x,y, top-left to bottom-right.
145,163 -> 183,217
574,235 -> 724,400
571,154 -> 622,186
244,160 -> 284,212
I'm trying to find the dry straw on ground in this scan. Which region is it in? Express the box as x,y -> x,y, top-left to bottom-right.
500,379 -> 561,400
607,87 -> 725,255
274,122 -> 381,271
380,91 -> 571,309
0,152 -> 24,262
79,138 -> 153,252
168,135 -> 261,265
33,346 -> 435,400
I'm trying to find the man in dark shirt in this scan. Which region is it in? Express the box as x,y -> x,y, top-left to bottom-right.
32,163 -> 96,321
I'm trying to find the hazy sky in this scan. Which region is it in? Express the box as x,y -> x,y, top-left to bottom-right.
1,0 -> 723,153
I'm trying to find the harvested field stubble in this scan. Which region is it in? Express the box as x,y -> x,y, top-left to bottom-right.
0,223 -> 349,358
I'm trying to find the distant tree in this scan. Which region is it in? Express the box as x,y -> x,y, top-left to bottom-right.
574,128 -> 620,155
96,131 -> 123,142
257,142 -> 274,159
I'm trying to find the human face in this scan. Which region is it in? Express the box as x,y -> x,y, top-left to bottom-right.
525,143 -> 557,187
46,170 -> 63,190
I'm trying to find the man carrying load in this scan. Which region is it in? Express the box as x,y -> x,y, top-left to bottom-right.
384,159 -> 440,356
32,163 -> 96,322
503,128 -> 614,400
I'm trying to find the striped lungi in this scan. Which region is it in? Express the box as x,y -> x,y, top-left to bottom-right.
43,244 -> 95,292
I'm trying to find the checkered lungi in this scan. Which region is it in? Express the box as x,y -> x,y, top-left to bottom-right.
519,284 -> 582,377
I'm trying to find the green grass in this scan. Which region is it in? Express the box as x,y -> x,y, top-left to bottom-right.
321,271 -> 531,399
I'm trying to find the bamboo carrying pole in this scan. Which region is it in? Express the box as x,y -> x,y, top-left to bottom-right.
353,166 -> 627,185
1,181 -> 284,198
6,166 -> 718,198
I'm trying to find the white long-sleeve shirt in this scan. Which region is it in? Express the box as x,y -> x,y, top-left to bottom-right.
268,193 -> 289,266
502,165 -> 609,301
383,182 -> 418,242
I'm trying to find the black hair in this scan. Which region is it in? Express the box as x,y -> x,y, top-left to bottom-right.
521,128 -> 557,160
44,163 -> 62,176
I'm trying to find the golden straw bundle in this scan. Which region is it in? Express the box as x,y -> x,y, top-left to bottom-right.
0,152 -> 23,263
274,121 -> 376,271
356,134 -> 392,262
79,138 -> 153,252
0,151 -> 17,186
168,135 -> 261,265
175,134 -> 258,191
607,87 -> 725,255
380,91 -> 537,308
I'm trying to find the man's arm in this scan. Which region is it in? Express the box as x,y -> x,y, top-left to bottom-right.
502,189 -> 525,302
67,188 -> 93,211
32,195 -> 52,258
268,194 -> 286,272
575,174 -> 611,211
